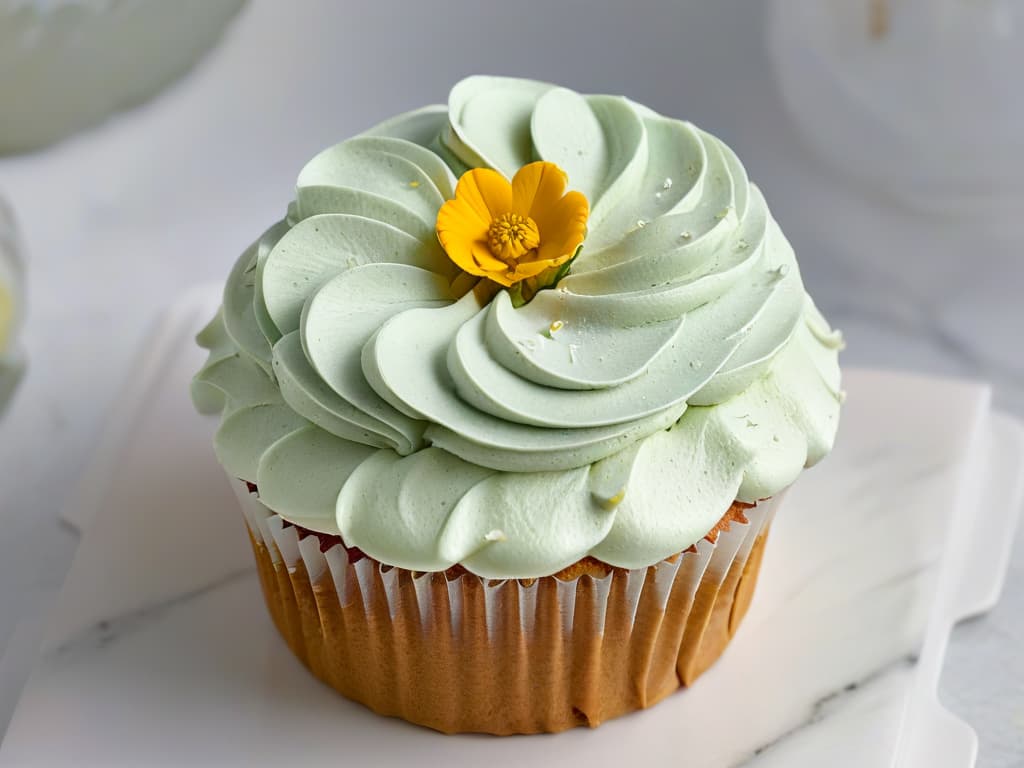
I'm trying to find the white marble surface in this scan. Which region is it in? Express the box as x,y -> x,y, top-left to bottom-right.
0,0 -> 1022,764
0,288 -> 1021,766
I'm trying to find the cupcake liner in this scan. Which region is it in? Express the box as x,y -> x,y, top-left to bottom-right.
231,479 -> 780,734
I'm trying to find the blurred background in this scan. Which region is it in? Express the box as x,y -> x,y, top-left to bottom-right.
0,0 -> 1021,762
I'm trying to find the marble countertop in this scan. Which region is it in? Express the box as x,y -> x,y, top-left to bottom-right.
0,1 -> 1021,764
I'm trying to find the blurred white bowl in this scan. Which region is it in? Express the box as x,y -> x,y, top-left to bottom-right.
768,0 -> 1024,215
0,0 -> 245,154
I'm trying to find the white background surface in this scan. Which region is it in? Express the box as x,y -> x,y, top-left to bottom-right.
0,1 -> 1021,764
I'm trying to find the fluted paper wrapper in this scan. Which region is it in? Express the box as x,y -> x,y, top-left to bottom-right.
232,481 -> 779,734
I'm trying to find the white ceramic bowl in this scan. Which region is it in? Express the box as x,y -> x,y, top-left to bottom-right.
768,0 -> 1024,215
0,0 -> 245,154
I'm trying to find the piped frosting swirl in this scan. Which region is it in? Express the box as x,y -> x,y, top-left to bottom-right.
193,76 -> 842,579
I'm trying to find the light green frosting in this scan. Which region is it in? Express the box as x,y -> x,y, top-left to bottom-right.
193,76 -> 842,579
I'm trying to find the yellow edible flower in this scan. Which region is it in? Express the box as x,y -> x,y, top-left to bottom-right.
436,161 -> 589,290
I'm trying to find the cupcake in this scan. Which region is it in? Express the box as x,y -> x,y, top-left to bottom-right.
192,76 -> 843,734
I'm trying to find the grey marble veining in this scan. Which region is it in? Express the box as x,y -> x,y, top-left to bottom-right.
49,567 -> 254,660
743,658 -> 916,767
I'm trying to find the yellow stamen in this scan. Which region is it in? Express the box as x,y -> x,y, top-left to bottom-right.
487,212 -> 540,266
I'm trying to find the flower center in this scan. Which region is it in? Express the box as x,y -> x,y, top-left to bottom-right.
487,212 -> 540,266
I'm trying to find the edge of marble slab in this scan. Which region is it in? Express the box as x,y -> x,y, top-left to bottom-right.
58,281 -> 224,535
896,410 -> 1024,767
0,596 -> 51,741
0,283 -> 229,743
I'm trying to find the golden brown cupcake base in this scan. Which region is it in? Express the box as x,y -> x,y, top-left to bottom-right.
241,496 -> 775,735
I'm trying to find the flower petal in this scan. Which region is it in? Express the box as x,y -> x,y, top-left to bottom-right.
511,161 -> 568,219
437,232 -> 480,276
485,269 -> 517,288
535,242 -> 579,267
436,198 -> 490,276
533,189 -> 588,244
470,241 -> 511,273
436,196 -> 489,240
454,168 -> 514,225
534,190 -> 588,263
510,257 -> 561,281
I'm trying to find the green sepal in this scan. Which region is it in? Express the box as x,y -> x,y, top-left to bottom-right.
508,244 -> 584,308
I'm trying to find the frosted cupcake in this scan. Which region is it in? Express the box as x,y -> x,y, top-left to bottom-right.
193,76 -> 842,734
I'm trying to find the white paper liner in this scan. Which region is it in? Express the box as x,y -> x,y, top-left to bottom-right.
230,476 -> 783,732
230,479 -> 779,639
